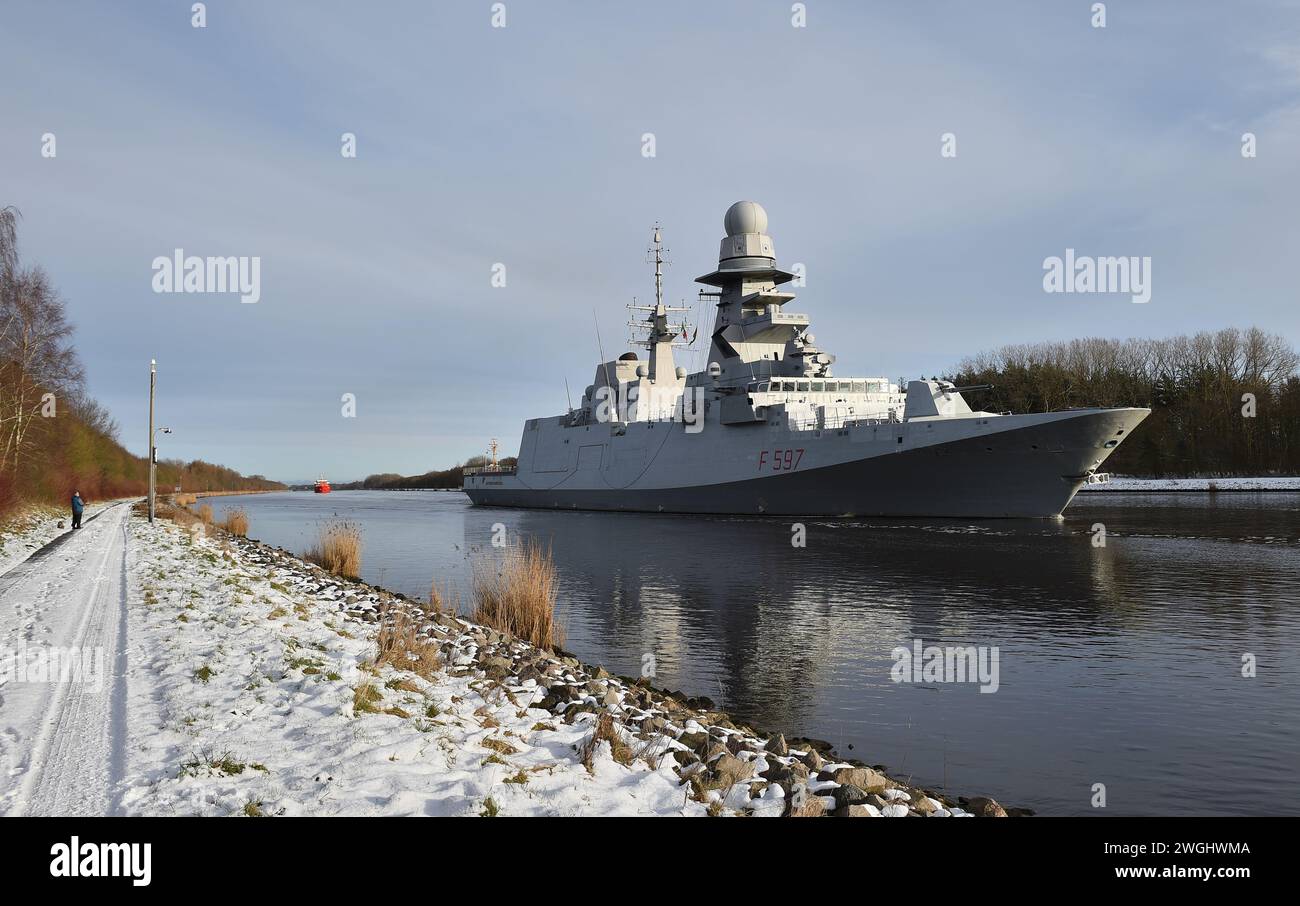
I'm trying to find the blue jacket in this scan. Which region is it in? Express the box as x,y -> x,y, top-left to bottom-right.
71,494 -> 84,514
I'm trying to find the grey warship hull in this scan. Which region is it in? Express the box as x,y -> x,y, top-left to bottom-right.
464,408 -> 1148,518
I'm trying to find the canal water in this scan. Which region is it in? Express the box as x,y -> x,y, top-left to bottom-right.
199,489 -> 1300,816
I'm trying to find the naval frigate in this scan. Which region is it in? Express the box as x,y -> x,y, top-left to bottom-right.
464,201 -> 1149,517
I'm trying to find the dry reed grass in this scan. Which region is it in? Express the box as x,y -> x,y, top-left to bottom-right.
579,712 -> 633,773
374,605 -> 440,680
470,542 -> 562,650
223,507 -> 249,537
158,501 -> 213,538
303,519 -> 362,578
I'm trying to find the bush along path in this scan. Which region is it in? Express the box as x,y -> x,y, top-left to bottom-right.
114,510 -> 1016,817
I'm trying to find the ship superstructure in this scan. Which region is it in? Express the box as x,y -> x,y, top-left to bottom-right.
464,202 -> 1149,517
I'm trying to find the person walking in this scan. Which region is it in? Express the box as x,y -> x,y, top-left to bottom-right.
71,490 -> 84,529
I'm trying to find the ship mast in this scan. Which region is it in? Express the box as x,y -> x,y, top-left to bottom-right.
652,224 -> 664,310
627,225 -> 691,382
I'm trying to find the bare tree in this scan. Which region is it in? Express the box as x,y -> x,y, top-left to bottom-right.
0,211 -> 86,472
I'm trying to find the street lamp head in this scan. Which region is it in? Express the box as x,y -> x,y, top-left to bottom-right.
150,359 -> 156,371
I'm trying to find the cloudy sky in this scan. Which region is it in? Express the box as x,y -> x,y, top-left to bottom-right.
3,0 -> 1298,482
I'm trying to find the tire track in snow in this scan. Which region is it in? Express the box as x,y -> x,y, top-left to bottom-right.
0,503 -> 130,815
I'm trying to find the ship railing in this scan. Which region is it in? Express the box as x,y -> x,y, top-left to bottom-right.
787,413 -> 901,432
463,465 -> 517,477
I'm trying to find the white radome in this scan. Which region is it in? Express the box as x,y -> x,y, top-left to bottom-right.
724,200 -> 768,236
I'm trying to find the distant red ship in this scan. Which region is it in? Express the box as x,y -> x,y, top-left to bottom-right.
314,477 -> 331,494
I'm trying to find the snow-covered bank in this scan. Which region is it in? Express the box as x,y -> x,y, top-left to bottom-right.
0,498 -> 124,577
1077,476 -> 1300,492
117,513 -> 1010,817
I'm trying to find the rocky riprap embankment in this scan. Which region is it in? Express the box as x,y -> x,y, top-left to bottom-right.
227,534 -> 1023,818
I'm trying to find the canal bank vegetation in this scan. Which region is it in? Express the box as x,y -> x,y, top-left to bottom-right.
950,327 -> 1300,477
0,206 -> 282,523
303,520 -> 363,579
470,541 -> 563,650
223,507 -> 249,537
334,455 -> 519,491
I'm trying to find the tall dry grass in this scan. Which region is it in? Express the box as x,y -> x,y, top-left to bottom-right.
223,507 -> 249,537
374,605 -> 440,679
470,542 -> 563,650
157,501 -> 212,538
428,580 -> 459,618
303,520 -> 362,578
197,503 -> 214,525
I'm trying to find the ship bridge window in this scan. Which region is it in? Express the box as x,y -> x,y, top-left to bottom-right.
758,382 -> 770,392
853,381 -> 866,393
796,381 -> 809,392
811,381 -> 824,392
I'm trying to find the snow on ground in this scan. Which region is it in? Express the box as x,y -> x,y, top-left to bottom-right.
117,515 -> 711,816
0,502 -> 132,815
3,506 -> 999,817
1077,476 -> 1300,491
0,499 -> 120,577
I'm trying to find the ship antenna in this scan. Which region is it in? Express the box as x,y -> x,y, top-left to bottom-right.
593,308 -> 614,420
651,224 -> 665,309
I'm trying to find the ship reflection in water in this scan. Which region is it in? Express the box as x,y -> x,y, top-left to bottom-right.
203,490 -> 1300,816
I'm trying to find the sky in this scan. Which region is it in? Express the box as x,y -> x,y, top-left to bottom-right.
3,0 -> 1299,483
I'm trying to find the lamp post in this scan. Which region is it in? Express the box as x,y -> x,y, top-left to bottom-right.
150,425 -> 173,519
148,360 -> 156,522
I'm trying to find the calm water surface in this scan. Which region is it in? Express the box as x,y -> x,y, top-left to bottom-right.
202,490 -> 1300,816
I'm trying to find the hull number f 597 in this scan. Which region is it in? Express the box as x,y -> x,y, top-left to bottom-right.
758,448 -> 805,472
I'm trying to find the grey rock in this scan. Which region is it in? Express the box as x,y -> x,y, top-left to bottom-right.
832,784 -> 870,808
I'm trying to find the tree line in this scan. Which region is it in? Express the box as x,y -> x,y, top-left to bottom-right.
0,206 -> 282,520
947,328 -> 1300,476
336,455 -> 518,491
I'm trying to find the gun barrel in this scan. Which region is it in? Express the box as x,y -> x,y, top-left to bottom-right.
949,383 -> 994,393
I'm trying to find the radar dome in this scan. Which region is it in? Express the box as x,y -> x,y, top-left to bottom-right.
724,200 -> 768,236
